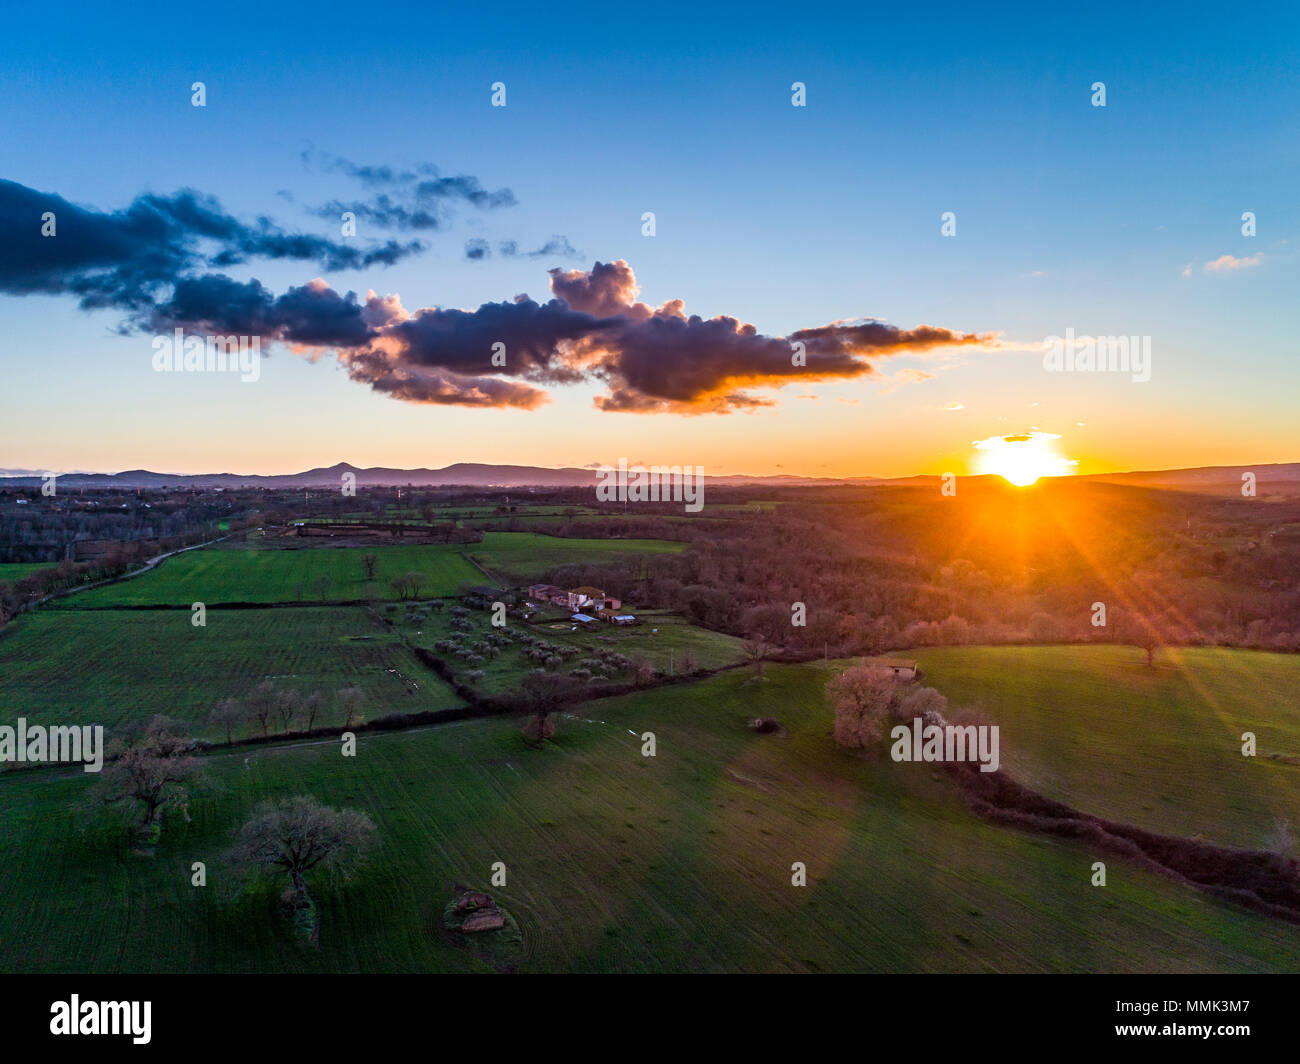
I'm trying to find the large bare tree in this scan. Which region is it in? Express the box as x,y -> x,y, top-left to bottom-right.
520,669 -> 577,745
826,666 -> 898,749
228,796 -> 375,901
97,717 -> 201,843
826,666 -> 949,749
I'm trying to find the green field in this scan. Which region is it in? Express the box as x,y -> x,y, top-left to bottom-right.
468,531 -> 685,584
301,505 -> 603,524
0,562 -> 52,582
915,644 -> 1300,850
66,544 -> 484,607
0,606 -> 461,742
2,652 -> 1299,972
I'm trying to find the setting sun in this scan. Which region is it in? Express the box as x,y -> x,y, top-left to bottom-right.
972,431 -> 1075,486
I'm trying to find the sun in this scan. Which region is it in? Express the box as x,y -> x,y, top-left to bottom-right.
972,431 -> 1074,487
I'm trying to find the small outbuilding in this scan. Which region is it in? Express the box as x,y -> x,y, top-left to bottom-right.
865,657 -> 918,680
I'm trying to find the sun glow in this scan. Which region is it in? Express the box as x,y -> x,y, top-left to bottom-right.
972,431 -> 1075,486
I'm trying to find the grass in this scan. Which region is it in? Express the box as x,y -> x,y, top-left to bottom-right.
1,656 -> 1298,972
301,505 -> 603,524
65,544 -> 484,607
0,606 -> 461,742
467,531 -> 685,584
58,532 -> 687,608
0,562 -> 53,582
914,644 -> 1300,850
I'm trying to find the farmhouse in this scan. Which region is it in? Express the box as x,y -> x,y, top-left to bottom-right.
568,585 -> 621,611
528,583 -> 621,612
527,583 -> 569,606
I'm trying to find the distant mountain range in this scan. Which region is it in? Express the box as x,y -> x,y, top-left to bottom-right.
0,460 -> 890,490
0,460 -> 1296,492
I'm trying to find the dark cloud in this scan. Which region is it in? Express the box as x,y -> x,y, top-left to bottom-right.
0,184 -> 995,412
314,195 -> 444,232
381,295 -> 614,382
301,151 -> 515,232
0,178 -> 419,315
281,260 -> 996,413
464,235 -> 580,261
413,176 -> 514,210
542,261 -> 993,413
337,350 -> 549,409
301,151 -> 440,188
144,275 -> 372,347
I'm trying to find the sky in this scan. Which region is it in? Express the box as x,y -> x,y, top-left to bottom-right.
1,0 -> 1297,479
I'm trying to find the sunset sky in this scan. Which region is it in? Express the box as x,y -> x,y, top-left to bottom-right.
1,1 -> 1297,478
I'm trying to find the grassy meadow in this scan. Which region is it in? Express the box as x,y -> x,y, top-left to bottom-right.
66,543 -> 484,607
6,521 -> 1300,974
3,660 -> 1299,973
467,532 -> 686,584
0,562 -> 53,583
915,644 -> 1300,850
0,606 -> 461,741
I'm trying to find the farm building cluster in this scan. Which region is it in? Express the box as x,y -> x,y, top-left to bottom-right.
527,584 -> 637,625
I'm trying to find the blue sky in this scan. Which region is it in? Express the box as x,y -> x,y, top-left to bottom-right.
1,0 -> 1297,476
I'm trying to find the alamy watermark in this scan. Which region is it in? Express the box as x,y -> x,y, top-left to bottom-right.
890,717 -> 1000,773
0,719 -> 104,772
50,995 -> 150,1044
151,328 -> 261,382
595,458 -> 704,513
1043,328 -> 1150,383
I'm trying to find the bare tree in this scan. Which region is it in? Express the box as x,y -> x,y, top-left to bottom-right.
208,698 -> 243,744
337,686 -> 364,730
403,570 -> 425,600
521,669 -> 576,745
1136,626 -> 1161,667
275,688 -> 302,733
228,796 -> 375,902
742,635 -> 769,679
362,554 -> 377,581
312,574 -> 332,602
246,680 -> 277,737
96,717 -> 201,843
303,692 -> 325,732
